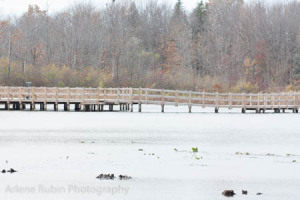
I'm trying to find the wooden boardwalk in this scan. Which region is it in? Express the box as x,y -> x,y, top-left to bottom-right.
0,86 -> 299,113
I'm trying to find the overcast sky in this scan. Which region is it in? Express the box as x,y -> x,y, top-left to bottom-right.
0,0 -> 297,16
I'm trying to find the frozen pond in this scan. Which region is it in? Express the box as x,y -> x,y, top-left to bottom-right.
0,105 -> 299,200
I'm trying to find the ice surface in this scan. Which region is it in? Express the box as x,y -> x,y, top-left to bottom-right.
0,105 -> 299,199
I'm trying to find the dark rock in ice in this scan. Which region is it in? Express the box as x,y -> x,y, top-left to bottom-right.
1,169 -> 6,173
242,190 -> 248,195
96,174 -> 104,179
257,192 -> 263,195
222,190 -> 235,197
97,174 -> 115,180
119,175 -> 132,180
7,168 -> 17,173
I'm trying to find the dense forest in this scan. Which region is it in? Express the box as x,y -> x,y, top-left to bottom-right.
0,0 -> 300,92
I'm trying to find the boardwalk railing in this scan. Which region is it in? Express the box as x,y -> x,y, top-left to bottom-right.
0,86 -> 299,113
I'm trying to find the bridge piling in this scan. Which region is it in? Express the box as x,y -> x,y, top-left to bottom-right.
215,107 -> 219,113
54,103 -> 58,111
40,103 -> 44,111
30,103 -> 35,111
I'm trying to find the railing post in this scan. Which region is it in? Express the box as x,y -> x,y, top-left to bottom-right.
161,89 -> 165,113
229,92 -> 232,110
286,92 -> 289,109
130,88 -> 133,112
97,87 -> 100,111
202,91 -> 206,108
263,93 -> 266,113
117,88 -> 120,104
19,87 -> 22,108
6,87 -> 10,110
31,87 -> 35,111
175,90 -> 179,107
215,92 -> 219,113
66,87 -> 70,111
242,93 -> 246,109
146,88 -> 148,104
67,88 -> 70,103
188,91 -> 192,113
257,93 -> 260,113
43,87 -> 47,111
103,88 -> 107,103
296,92 -> 299,113
286,92 -> 293,109
54,87 -> 58,111
279,92 -> 282,112
271,93 -> 274,110
138,88 -> 142,112
81,88 -> 85,111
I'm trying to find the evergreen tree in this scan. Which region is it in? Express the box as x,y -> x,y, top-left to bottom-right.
173,0 -> 185,20
192,1 -> 207,35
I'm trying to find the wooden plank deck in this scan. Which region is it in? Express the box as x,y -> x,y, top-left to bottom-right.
0,86 -> 299,113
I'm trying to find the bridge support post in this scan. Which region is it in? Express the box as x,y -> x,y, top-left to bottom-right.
22,103 -> 26,110
54,103 -> 58,111
85,105 -> 91,111
215,107 -> 219,113
40,103 -> 44,111
64,103 -> 70,111
131,104 -> 133,112
30,103 -> 35,111
188,105 -> 192,113
110,105 -> 114,112
5,103 -> 9,110
14,103 -> 20,111
75,104 -> 80,111
242,108 -> 246,113
161,104 -> 165,113
138,104 -> 142,112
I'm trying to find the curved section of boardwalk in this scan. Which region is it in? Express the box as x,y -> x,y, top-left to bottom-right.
0,87 -> 299,113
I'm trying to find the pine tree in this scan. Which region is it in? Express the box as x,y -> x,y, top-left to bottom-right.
192,1 -> 207,35
173,0 -> 185,20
